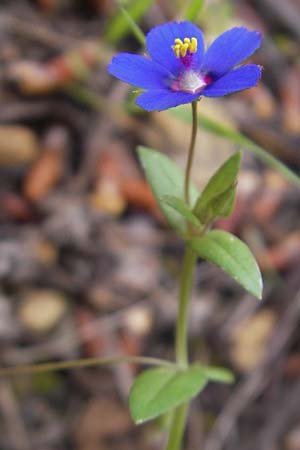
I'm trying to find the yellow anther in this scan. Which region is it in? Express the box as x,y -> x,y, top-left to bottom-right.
172,36 -> 198,58
172,44 -> 181,58
180,43 -> 189,57
174,38 -> 183,45
190,37 -> 198,53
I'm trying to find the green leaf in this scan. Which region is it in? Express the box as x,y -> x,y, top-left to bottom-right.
118,6 -> 146,46
105,0 -> 152,44
202,366 -> 235,384
137,146 -> 199,234
188,230 -> 263,299
184,0 -> 205,21
210,183 -> 237,218
193,152 -> 240,222
161,195 -> 202,228
171,107 -> 300,186
129,365 -> 207,424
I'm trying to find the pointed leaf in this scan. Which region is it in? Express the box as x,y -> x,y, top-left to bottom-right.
129,365 -> 207,424
118,6 -> 146,46
137,146 -> 199,234
161,195 -> 202,228
210,182 -> 237,218
184,0 -> 205,21
202,365 -> 235,384
193,152 -> 240,222
105,0 -> 152,44
188,230 -> 263,299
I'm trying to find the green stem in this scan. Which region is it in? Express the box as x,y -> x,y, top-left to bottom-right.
165,101 -> 199,450
119,6 -> 146,46
184,100 -> 198,205
165,404 -> 189,450
165,248 -> 196,450
0,355 -> 175,377
175,246 -> 197,368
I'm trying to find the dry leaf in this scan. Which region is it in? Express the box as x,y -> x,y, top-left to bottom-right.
230,309 -> 277,372
19,289 -> 68,334
0,126 -> 39,166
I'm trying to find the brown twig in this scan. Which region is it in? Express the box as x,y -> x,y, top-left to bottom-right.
0,380 -> 31,450
203,287 -> 300,450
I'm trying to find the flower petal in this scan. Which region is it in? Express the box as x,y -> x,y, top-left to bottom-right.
201,27 -> 262,78
108,53 -> 171,89
136,89 -> 200,111
202,64 -> 262,97
146,21 -> 205,74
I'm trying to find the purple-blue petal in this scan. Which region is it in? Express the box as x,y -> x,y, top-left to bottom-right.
202,64 -> 262,97
108,53 -> 171,89
146,21 -> 205,74
136,89 -> 200,111
201,27 -> 262,78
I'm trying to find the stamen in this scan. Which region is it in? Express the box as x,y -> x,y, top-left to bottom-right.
181,43 -> 189,57
174,38 -> 183,45
173,44 -> 181,58
190,37 -> 197,53
172,36 -> 198,58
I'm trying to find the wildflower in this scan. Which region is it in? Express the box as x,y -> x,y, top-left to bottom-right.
108,21 -> 262,112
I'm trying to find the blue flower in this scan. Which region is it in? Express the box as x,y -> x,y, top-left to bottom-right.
108,21 -> 262,112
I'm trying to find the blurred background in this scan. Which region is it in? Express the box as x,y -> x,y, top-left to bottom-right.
0,0 -> 300,449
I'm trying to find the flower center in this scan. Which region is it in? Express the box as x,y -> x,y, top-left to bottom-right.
170,36 -> 209,94
181,71 -> 207,93
171,70 -> 207,94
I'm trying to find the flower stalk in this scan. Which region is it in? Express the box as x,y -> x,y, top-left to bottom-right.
175,246 -> 197,368
184,100 -> 198,205
165,101 -> 199,450
165,404 -> 189,450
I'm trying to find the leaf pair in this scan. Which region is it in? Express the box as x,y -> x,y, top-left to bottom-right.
162,151 -> 240,231
129,364 -> 233,424
138,146 -> 262,299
